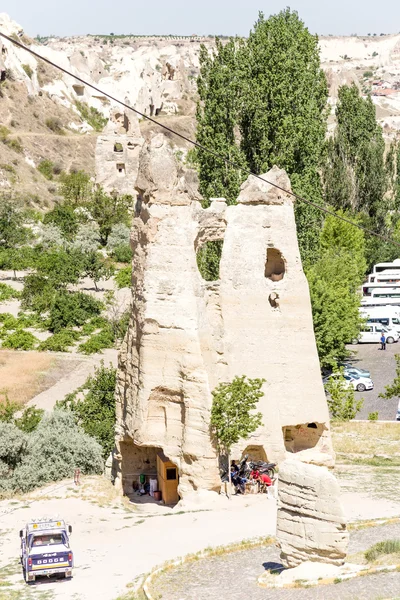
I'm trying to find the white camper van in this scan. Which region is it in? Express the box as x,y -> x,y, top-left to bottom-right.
360,306 -> 400,334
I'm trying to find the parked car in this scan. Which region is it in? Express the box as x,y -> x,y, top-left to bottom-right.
352,323 -> 399,345
397,400 -> 400,421
323,373 -> 374,393
342,365 -> 371,379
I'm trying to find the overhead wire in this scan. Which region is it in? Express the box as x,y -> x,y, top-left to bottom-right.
1,30 -> 400,249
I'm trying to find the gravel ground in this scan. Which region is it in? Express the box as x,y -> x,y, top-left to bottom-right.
346,342 -> 399,420
152,523 -> 400,600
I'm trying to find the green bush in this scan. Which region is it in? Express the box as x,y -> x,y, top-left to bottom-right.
37,159 -> 54,180
43,205 -> 79,239
115,264 -> 132,288
78,327 -> 115,355
81,316 -> 109,335
2,330 -> 38,350
111,243 -> 132,263
22,64 -> 34,79
75,101 -> 108,132
21,274 -> 56,314
363,70 -> 373,78
45,117 -> 65,134
38,329 -> 81,352
368,411 -> 379,421
57,362 -> 116,458
365,539 -> 400,562
14,407 -> 44,433
0,283 -> 20,302
0,396 -> 19,423
0,410 -> 104,494
48,291 -> 103,333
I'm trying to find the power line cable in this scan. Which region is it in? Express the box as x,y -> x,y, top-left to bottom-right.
1,30 -> 400,249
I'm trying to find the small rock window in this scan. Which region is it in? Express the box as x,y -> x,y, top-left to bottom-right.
114,142 -> 123,152
116,163 -> 125,175
72,84 -> 85,96
265,248 -> 285,281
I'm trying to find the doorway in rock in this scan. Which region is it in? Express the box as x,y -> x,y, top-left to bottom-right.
120,440 -> 179,505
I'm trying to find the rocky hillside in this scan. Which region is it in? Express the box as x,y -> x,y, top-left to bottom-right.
1,11 -> 400,206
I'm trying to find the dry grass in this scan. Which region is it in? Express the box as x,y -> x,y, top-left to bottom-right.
0,350 -> 82,407
0,350 -> 56,406
331,422 -> 400,457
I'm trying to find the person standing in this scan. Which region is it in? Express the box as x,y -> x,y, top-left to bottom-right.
380,332 -> 386,351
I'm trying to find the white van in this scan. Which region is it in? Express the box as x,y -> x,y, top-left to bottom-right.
352,323 -> 399,344
359,307 -> 400,334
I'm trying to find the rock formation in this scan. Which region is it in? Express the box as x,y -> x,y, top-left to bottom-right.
276,459 -> 349,568
113,134 -> 334,498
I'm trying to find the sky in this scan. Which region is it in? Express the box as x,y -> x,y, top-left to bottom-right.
3,0 -> 400,38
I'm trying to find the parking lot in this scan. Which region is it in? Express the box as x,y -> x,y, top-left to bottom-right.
346,341 -> 400,420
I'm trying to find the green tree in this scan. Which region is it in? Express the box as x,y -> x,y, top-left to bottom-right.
81,251 -> 114,291
60,170 -> 91,205
210,376 -> 264,496
307,213 -> 366,367
325,367 -> 364,421
57,363 -> 117,458
195,38 -> 247,206
0,197 -> 30,250
239,10 -> 328,178
14,407 -> 44,433
43,204 -> 79,240
380,354 -> 400,400
194,9 -> 328,262
89,189 -> 132,245
324,85 -> 386,226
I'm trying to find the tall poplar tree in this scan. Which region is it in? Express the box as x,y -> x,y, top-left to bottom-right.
195,39 -> 247,207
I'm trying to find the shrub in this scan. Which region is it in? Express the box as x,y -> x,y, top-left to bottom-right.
81,316 -> 108,335
43,204 -> 79,239
48,291 -> 102,333
75,101 -> 108,132
38,329 -> 81,352
106,222 -> 130,251
0,421 -> 27,471
71,222 -> 100,253
22,64 -> 33,79
39,223 -> 66,250
57,363 -> 116,458
14,407 -> 44,433
78,327 -> 115,355
0,395 -> 19,422
2,330 -> 38,350
365,539 -> 400,562
110,244 -> 131,263
363,70 -> 373,78
11,410 -> 104,493
37,159 -> 54,180
0,283 -> 20,302
368,411 -> 379,421
5,138 -> 23,153
21,274 -> 56,313
115,264 -> 132,288
45,117 -> 64,134
325,367 -> 364,421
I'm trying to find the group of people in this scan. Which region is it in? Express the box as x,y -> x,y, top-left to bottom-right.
230,460 -> 273,495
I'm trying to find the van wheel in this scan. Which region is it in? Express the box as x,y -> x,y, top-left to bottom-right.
357,383 -> 366,392
351,338 -> 359,345
387,337 -> 395,344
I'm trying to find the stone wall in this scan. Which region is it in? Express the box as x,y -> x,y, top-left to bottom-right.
114,134 -> 334,498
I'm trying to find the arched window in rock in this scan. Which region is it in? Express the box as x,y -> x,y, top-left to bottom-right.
265,248 -> 285,282
196,240 -> 223,281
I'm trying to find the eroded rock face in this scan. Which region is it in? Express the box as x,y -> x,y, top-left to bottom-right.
114,135 -> 334,498
277,460 -> 349,568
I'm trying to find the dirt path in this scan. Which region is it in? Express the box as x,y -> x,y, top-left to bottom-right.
26,348 -> 118,411
1,473 -> 400,600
